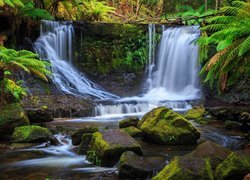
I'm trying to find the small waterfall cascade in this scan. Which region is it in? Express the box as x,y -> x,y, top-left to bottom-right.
145,25 -> 201,100
94,25 -> 202,117
34,20 -> 117,99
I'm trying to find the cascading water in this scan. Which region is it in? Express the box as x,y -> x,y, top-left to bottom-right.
34,20 -> 117,99
145,25 -> 201,100
94,25 -> 201,117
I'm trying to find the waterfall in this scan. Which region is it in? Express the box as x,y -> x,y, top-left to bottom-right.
145,25 -> 201,101
34,20 -> 117,99
94,25 -> 202,117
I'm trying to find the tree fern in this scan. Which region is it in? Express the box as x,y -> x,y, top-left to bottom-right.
0,46 -> 51,106
197,1 -> 250,92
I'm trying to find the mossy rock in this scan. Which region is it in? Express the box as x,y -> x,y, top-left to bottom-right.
119,117 -> 139,128
187,141 -> 232,169
87,129 -> 142,167
78,133 -> 93,155
153,156 -> 214,180
121,126 -> 142,138
0,103 -> 30,139
215,151 -> 250,180
71,126 -> 98,145
118,151 -> 166,178
11,125 -> 54,143
138,107 -> 200,145
185,107 -> 207,124
25,108 -> 53,124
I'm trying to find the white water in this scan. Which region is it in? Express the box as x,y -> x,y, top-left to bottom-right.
94,25 -> 201,117
34,20 -> 117,99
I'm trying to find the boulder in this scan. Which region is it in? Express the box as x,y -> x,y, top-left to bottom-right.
187,141 -> 232,169
119,117 -> 139,128
185,107 -> 207,124
25,107 -> 53,124
78,133 -> 93,155
215,151 -> 250,180
71,126 -> 98,145
0,103 -> 30,139
153,156 -> 214,180
87,129 -> 142,167
138,107 -> 200,145
11,125 -> 55,143
121,126 -> 142,138
118,151 -> 166,178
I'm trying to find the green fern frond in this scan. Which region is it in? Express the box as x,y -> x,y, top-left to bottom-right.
238,35 -> 250,56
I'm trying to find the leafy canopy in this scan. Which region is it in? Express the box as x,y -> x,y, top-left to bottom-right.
197,1 -> 250,91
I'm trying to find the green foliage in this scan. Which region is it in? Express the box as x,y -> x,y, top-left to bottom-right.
18,2 -> 53,20
0,46 -> 51,104
87,150 -> 101,166
197,1 -> 250,91
0,0 -> 24,7
176,4 -> 216,25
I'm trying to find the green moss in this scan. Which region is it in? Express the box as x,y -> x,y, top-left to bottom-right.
215,151 -> 250,180
153,157 -> 214,180
138,107 -> 200,145
0,103 -> 30,139
11,125 -> 53,143
121,126 -> 142,138
185,107 -> 208,124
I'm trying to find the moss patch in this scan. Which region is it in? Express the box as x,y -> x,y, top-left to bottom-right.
0,103 -> 30,139
11,125 -> 53,143
138,107 -> 200,145
121,126 -> 142,138
215,151 -> 250,180
153,156 -> 214,180
185,107 -> 208,124
87,129 -> 142,167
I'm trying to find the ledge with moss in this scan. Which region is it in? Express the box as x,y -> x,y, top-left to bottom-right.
0,103 -> 30,139
87,129 -> 142,167
138,107 -> 201,145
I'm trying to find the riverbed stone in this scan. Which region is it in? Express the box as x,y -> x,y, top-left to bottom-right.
71,126 -> 98,145
153,156 -> 214,180
185,107 -> 207,124
121,126 -> 142,138
78,133 -> 93,155
11,125 -> 54,143
0,103 -> 30,139
225,120 -> 242,130
119,117 -> 139,128
138,107 -> 200,145
215,151 -> 250,180
118,151 -> 166,178
25,107 -> 53,124
187,141 -> 232,169
87,129 -> 142,167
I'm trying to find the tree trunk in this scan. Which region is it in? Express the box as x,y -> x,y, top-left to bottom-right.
0,69 -> 4,109
215,0 -> 218,10
205,0 -> 208,12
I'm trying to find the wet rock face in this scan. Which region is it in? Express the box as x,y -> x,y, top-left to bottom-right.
215,151 -> 250,180
0,103 -> 30,139
87,129 -> 142,167
153,156 -> 214,180
187,141 -> 232,169
11,125 -> 54,143
138,107 -> 201,145
25,108 -> 53,124
118,151 -> 166,178
71,126 -> 98,146
119,117 -> 139,128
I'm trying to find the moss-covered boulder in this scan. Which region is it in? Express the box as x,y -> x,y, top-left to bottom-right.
185,107 -> 207,124
119,117 -> 139,128
87,129 -> 142,167
138,107 -> 200,145
0,103 -> 30,139
78,133 -> 93,155
215,151 -> 250,180
118,151 -> 166,178
121,126 -> 142,138
71,126 -> 98,145
153,156 -> 214,180
187,141 -> 232,169
11,125 -> 54,143
25,107 -> 53,124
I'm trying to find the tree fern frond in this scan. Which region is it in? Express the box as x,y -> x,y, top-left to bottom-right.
238,35 -> 250,56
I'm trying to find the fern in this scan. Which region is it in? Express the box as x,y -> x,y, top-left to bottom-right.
198,1 -> 250,92
0,46 -> 51,104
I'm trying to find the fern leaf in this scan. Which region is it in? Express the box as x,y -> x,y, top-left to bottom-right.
238,35 -> 250,56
